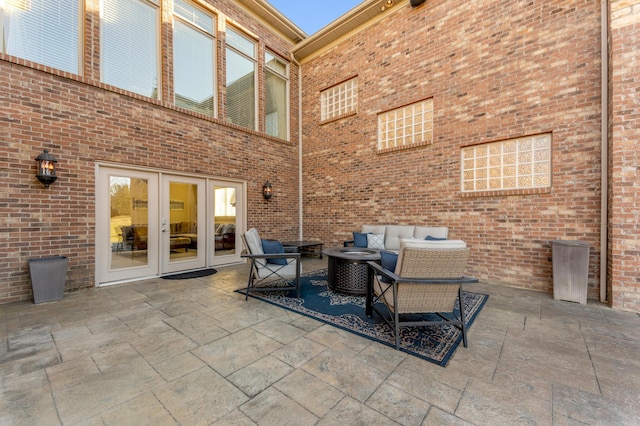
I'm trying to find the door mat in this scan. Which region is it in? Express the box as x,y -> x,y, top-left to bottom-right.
162,269 -> 217,280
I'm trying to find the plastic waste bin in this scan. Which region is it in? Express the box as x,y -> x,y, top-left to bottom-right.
552,240 -> 589,304
28,256 -> 69,304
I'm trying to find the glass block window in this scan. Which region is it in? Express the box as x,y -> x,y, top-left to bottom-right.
320,77 -> 357,121
461,134 -> 551,193
378,99 -> 433,150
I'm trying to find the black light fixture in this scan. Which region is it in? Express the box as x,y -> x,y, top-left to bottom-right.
35,149 -> 58,188
410,0 -> 427,7
262,181 -> 273,200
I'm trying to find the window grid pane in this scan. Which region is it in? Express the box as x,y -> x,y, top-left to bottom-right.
320,78 -> 357,121
461,134 -> 552,193
377,99 -> 433,150
173,19 -> 214,116
3,0 -> 79,74
101,0 -> 159,98
226,29 -> 256,130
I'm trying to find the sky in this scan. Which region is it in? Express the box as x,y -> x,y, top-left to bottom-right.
266,1 -> 364,35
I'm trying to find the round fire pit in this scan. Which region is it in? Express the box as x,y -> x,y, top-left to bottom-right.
322,247 -> 381,295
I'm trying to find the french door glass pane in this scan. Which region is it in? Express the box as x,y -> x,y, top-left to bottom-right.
110,176 -> 149,269
214,186 -> 236,255
101,0 -> 158,97
169,182 -> 197,261
2,0 -> 79,74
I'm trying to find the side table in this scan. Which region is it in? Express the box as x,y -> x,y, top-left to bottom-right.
281,241 -> 324,258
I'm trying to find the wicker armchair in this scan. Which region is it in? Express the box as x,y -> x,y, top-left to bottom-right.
241,228 -> 301,300
367,239 -> 478,349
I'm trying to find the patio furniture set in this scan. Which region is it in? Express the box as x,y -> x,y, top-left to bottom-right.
241,225 -> 478,349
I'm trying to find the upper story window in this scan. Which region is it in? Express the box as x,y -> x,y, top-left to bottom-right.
173,0 -> 215,116
225,27 -> 256,130
265,51 -> 289,140
320,77 -> 357,122
461,134 -> 552,193
378,99 -> 433,151
1,0 -> 80,74
100,0 -> 159,98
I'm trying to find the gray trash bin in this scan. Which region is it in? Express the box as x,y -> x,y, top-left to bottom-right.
552,240 -> 589,304
28,256 -> 69,304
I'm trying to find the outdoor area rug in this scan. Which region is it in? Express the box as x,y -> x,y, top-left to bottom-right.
237,269 -> 488,366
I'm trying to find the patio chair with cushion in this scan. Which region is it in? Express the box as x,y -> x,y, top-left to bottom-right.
241,228 -> 301,300
367,239 -> 478,349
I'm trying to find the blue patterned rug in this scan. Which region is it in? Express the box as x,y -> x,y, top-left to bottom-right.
238,269 -> 488,366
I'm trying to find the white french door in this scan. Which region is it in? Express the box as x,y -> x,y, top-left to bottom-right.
97,168 -> 160,283
97,167 -> 244,285
161,175 -> 206,274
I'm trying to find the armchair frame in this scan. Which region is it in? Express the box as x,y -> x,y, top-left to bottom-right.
366,246 -> 478,349
241,232 -> 301,300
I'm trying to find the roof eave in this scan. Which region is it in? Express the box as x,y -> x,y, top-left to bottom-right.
291,0 -> 405,62
235,0 -> 307,44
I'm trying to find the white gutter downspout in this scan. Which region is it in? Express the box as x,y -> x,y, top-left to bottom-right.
600,0 -> 608,303
291,54 -> 304,239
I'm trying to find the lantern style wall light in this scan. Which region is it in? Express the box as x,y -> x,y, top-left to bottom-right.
262,181 -> 273,200
35,149 -> 58,188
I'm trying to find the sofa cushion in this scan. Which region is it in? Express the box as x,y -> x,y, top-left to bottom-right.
353,232 -> 369,248
262,239 -> 287,265
367,233 -> 385,249
361,225 -> 386,235
414,226 -> 448,240
425,235 -> 447,241
384,225 -> 416,251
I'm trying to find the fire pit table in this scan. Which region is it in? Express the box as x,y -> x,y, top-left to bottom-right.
322,247 -> 381,295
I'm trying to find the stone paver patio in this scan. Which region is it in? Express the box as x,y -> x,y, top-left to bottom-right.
2,257 -> 640,425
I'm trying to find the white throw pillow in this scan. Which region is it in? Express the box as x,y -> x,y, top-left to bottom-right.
367,233 -> 385,249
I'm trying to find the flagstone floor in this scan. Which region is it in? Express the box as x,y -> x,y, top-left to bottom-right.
2,257 -> 640,425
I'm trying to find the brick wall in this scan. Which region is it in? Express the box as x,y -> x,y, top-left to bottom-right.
0,0 -> 300,303
301,1 -> 604,297
609,0 -> 640,311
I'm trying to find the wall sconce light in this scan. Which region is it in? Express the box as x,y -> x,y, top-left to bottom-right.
262,181 -> 273,200
35,149 -> 58,188
410,0 -> 427,7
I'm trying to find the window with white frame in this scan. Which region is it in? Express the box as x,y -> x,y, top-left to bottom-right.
225,27 -> 256,130
265,51 -> 288,140
173,0 -> 215,116
100,0 -> 159,98
461,134 -> 552,192
1,0 -> 80,74
378,99 -> 433,150
320,77 -> 357,122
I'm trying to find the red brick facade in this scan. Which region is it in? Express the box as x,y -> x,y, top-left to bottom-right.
0,0 -> 301,303
300,0 -> 639,311
1,0 -> 639,312
609,0 -> 640,311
